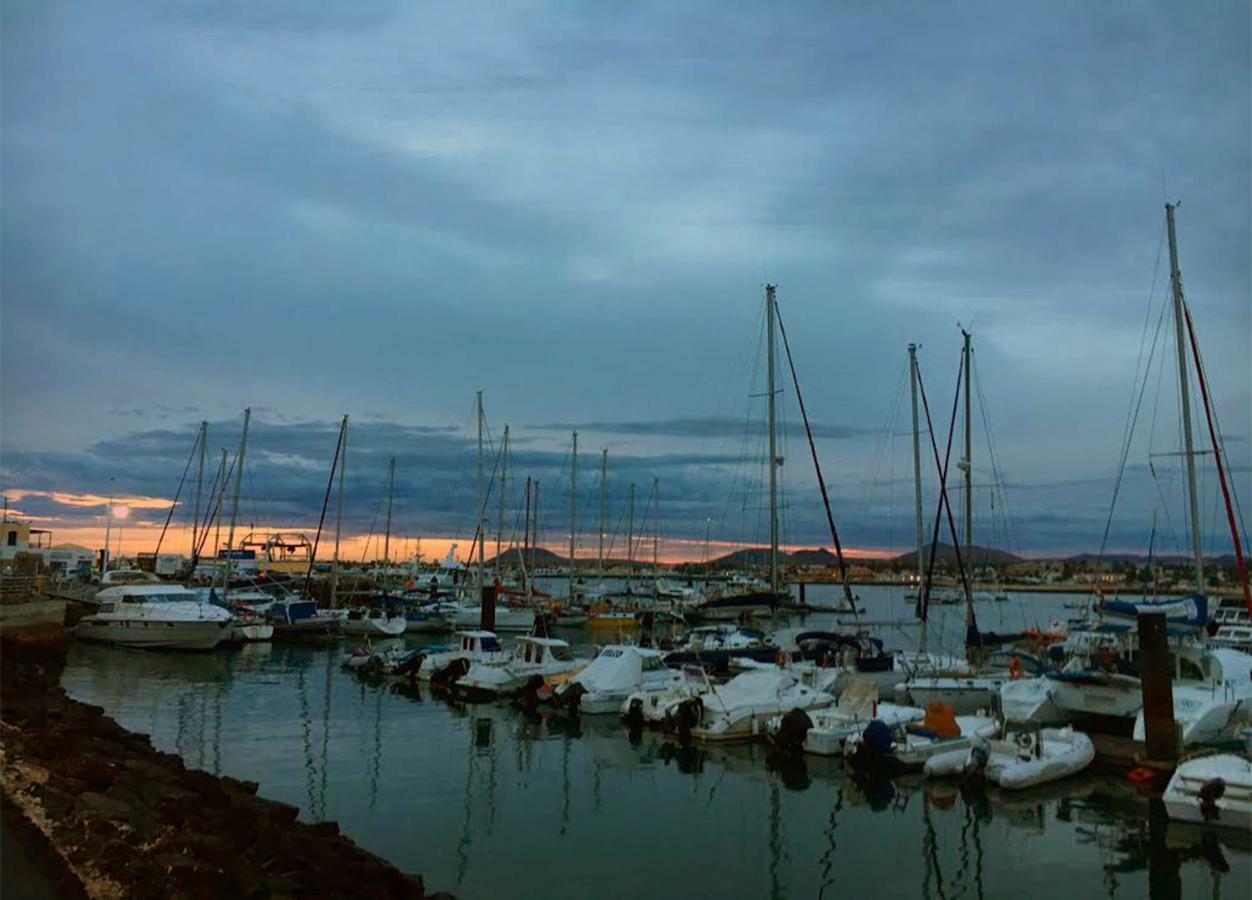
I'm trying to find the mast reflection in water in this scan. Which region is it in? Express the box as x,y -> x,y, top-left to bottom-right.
63,636 -> 1248,900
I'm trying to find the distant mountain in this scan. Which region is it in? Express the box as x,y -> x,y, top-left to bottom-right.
705,547 -> 842,569
891,543 -> 1022,566
485,547 -> 568,567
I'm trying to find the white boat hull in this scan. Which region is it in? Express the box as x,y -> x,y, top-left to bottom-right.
342,616 -> 408,636
925,727 -> 1094,790
76,618 -> 231,650
227,622 -> 274,642
899,676 -> 1006,715
1163,753 -> 1252,830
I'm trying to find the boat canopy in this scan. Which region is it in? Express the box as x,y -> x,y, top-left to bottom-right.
1099,594 -> 1208,633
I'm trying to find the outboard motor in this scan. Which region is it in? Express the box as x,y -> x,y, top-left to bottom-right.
557,681 -> 586,713
964,735 -> 991,779
850,719 -> 894,771
513,674 -> 547,711
1199,778 -> 1227,822
430,657 -> 470,691
674,697 -> 703,746
624,697 -> 645,734
395,651 -> 424,681
769,708 -> 814,756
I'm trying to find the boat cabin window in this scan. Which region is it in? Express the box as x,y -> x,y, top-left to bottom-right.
642,656 -> 667,672
461,636 -> 472,651
602,648 -> 622,658
550,645 -> 573,662
480,637 -> 501,652
123,593 -> 192,604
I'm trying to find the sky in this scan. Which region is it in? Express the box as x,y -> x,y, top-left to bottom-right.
2,1 -> 1249,562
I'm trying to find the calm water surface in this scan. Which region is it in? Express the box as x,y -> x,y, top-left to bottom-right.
62,585 -> 1249,899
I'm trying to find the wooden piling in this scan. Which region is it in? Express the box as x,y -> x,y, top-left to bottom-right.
480,584 -> 497,631
1137,612 -> 1178,765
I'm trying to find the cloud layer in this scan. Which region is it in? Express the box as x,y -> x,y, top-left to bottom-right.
2,1 -> 1248,556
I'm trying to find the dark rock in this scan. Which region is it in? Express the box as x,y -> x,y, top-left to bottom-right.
75,791 -> 134,822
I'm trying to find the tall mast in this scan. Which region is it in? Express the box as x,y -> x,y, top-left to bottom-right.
1166,203 -> 1205,591
212,449 -> 227,563
102,483 -> 115,575
221,407 -> 251,594
522,476 -> 532,591
476,391 -> 485,590
532,480 -> 541,573
496,425 -> 509,575
191,421 -> 207,559
568,431 -> 578,575
627,483 -> 636,576
330,415 -> 348,607
383,456 -> 395,568
961,329 -> 973,605
652,476 -> 660,572
765,285 -> 780,595
909,345 -> 924,586
598,449 -> 608,578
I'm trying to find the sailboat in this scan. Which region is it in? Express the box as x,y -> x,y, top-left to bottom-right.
1000,204 -> 1252,744
697,286 -> 798,619
897,333 -> 1031,713
448,394 -> 537,633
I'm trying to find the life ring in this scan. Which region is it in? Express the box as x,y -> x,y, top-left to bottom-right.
1008,657 -> 1024,679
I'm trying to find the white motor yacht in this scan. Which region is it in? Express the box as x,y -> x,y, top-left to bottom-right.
76,584 -> 233,650
766,680 -> 923,757
555,645 -> 683,714
621,666 -> 710,726
453,636 -> 583,701
417,630 -> 509,681
1131,647 -> 1252,746
669,668 -> 833,743
342,608 -> 407,636
446,601 -> 536,633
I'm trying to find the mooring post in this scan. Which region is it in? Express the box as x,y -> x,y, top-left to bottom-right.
799,582 -> 806,607
1137,612 -> 1178,764
481,583 -> 497,631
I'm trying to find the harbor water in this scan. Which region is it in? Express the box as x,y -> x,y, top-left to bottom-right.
62,585 -> 1250,898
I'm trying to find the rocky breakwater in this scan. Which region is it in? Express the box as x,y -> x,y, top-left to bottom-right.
1,633 -> 448,898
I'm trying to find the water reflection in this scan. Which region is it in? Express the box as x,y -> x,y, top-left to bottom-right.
61,634 -> 1249,900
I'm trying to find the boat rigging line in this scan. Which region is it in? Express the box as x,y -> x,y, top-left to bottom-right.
915,350 -> 977,648
153,423 -> 204,558
305,415 -> 348,597
773,296 -> 857,616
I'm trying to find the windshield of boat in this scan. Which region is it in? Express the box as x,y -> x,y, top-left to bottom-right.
123,592 -> 196,604
549,645 -> 573,661
480,636 -> 501,652
642,656 -> 668,671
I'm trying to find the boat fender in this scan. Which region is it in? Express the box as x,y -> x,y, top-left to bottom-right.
1199,778 -> 1227,821
1008,657 -> 1024,679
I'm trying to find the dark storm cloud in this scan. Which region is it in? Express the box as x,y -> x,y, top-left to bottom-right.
530,416 -> 865,440
1,1 -> 1248,553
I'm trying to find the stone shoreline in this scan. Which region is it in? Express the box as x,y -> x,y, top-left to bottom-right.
1,631 -> 447,899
